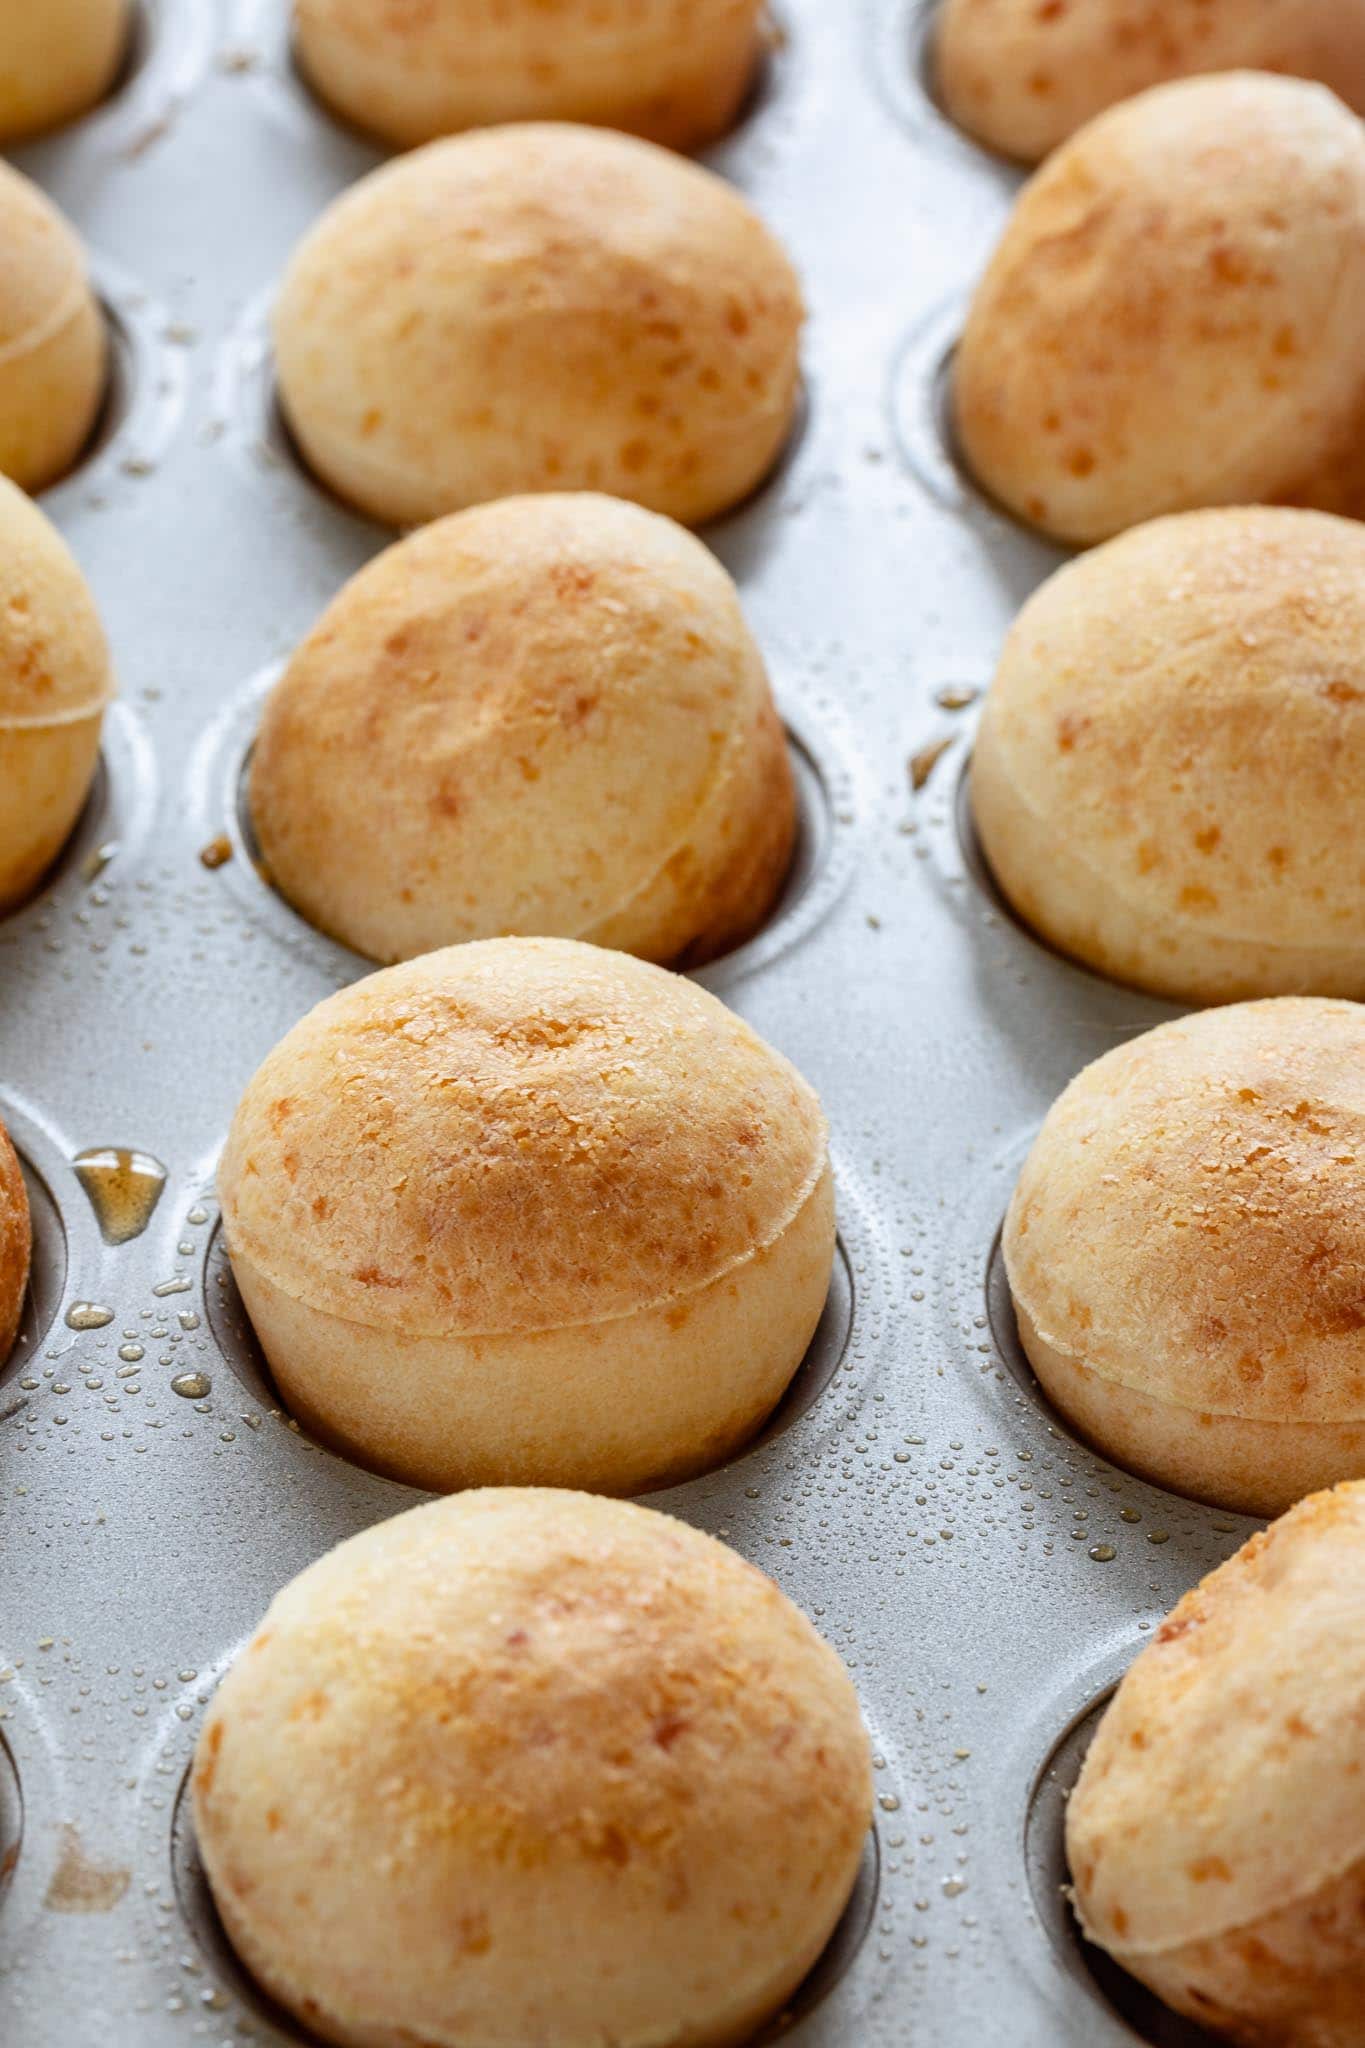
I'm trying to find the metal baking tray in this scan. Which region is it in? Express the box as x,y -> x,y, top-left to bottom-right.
0,1 -> 1250,2040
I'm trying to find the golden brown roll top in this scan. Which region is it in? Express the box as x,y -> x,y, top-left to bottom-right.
937,0 -> 1365,164
1005,1000 -> 1365,1513
273,123 -> 804,529
220,936 -> 826,1339
219,938 -> 835,1494
248,492 -> 795,967
1009,1001 -> 1365,1425
194,1489 -> 872,2048
1070,1481 -> 1365,2043
972,507 -> 1365,1003
294,0 -> 767,152
953,73 -> 1365,545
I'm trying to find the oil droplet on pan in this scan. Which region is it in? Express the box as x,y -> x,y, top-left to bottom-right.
199,835 -> 233,870
66,1302 -> 114,1331
170,1372 -> 211,1400
80,840 -> 119,882
73,1148 -> 167,1247
909,734 -> 955,792
43,1825 -> 130,1914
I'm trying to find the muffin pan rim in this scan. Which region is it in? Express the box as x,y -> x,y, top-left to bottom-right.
199,1142 -> 879,1498
187,655 -> 861,989
161,1711 -> 887,2048
0,697 -> 161,938
212,273 -> 821,546
1020,1671 -> 1228,2048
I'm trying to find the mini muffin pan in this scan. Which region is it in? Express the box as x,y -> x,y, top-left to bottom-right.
0,3 -> 1270,2041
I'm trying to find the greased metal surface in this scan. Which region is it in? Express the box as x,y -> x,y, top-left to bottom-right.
0,3 -> 1253,2043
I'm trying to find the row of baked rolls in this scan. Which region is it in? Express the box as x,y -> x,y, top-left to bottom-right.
1,480 -> 803,970
11,17 -> 845,2048
0,122 -> 804,531
0,0 -> 771,151
1000,999 -> 1365,2042
204,923 -> 870,2048
37,0 -> 1365,172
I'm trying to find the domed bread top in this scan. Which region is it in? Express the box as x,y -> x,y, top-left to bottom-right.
0,1117 -> 30,1365
0,0 -> 130,141
952,73 -> 1365,545
1005,999 -> 1365,1424
936,0 -> 1365,164
971,507 -> 1365,1001
247,492 -> 795,966
0,159 -> 106,493
272,122 -> 804,528
0,473 -> 112,727
193,1488 -> 872,2048
0,163 -> 95,353
1070,1480 -> 1365,1960
218,936 -> 827,1337
292,0 -> 768,153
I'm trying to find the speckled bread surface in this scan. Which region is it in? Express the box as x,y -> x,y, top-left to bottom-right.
972,507 -> 1365,1003
953,73 -> 1365,545
1069,1480 -> 1365,2045
937,0 -> 1365,163
193,1487 -> 873,2048
293,0 -> 767,152
273,122 -> 804,528
249,492 -> 795,966
1005,999 -> 1365,1514
218,937 -> 835,1492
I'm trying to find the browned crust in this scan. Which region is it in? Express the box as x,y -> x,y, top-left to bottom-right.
218,938 -> 827,1337
0,1118 -> 32,1365
1003,1000 -> 1365,1427
937,0 -> 1365,164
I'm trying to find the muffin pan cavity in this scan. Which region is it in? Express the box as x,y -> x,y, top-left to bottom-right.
1026,1693 -> 1222,2048
205,1211 -> 856,1491
191,660 -> 850,986
889,295 -> 1069,568
869,0 -> 984,160
169,1727 -> 879,2047
983,1218 -> 1242,1513
227,323 -> 814,543
1,1145 -> 67,1396
889,300 -> 972,516
225,0 -> 790,161
0,1731 -> 20,1911
951,755 -> 1110,989
41,259 -> 187,501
